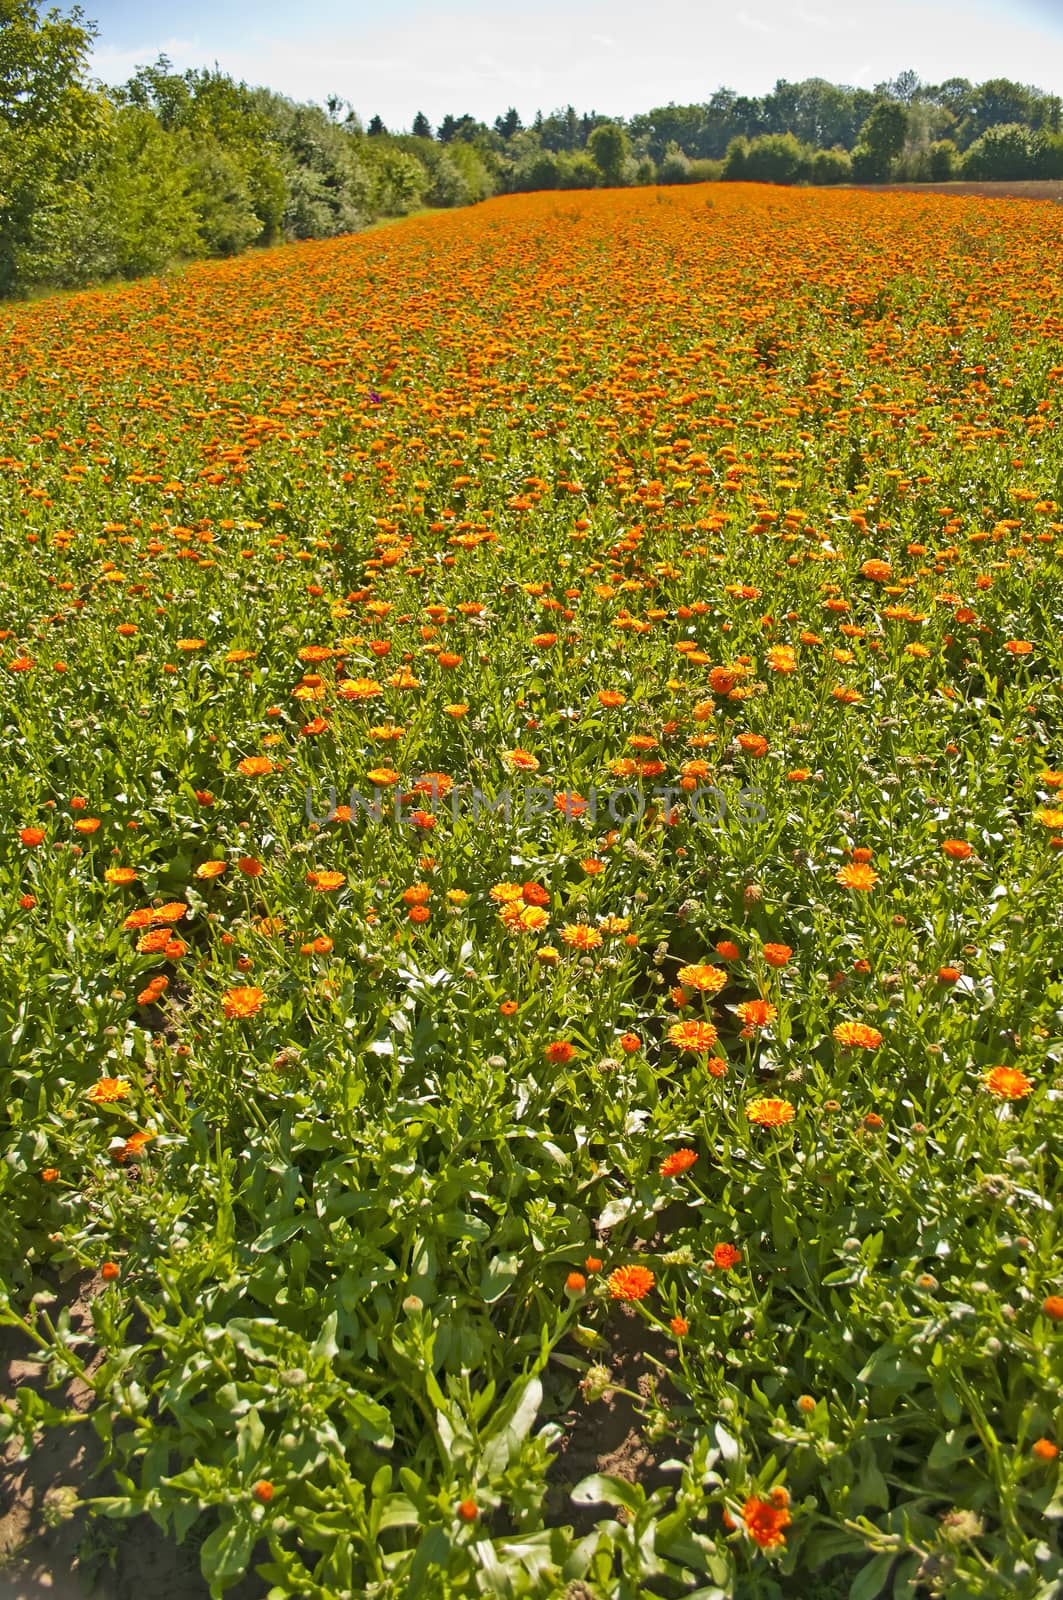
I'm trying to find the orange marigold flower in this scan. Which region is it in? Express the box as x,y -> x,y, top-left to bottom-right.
736,732 -> 768,757
88,1077 -> 130,1104
561,922 -> 603,950
607,1264 -> 655,1301
104,866 -> 137,884
100,1261 -> 120,1282
983,1065 -> 1032,1100
195,860 -> 227,880
667,1019 -> 719,1052
659,1148 -> 697,1177
938,966 -> 961,983
457,1498 -> 478,1523
746,1097 -> 795,1127
670,1316 -> 689,1337
506,748 -> 540,771
1032,1439 -> 1059,1461
741,1495 -> 791,1549
152,903 -> 187,924
311,870 -> 345,892
737,999 -> 777,1028
237,756 -> 275,776
41,1167 -> 59,1182
619,1031 -> 641,1054
545,1040 -> 576,1063
490,881 -> 524,903
19,827 -> 45,847
565,1272 -> 587,1295
222,985 -> 265,1019
762,943 -> 792,968
715,940 -> 740,961
1044,1296 -> 1063,1321
1035,808 -> 1063,830
833,1021 -> 883,1050
712,1243 -> 743,1270
836,863 -> 878,890
598,689 -> 626,707
677,962 -> 727,994
585,1255 -> 603,1272
941,839 -> 973,859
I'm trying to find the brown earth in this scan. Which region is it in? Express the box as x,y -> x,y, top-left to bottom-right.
852,179 -> 1063,202
0,1288 -> 266,1600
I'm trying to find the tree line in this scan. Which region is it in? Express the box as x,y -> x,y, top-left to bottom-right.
2,0 -> 1061,298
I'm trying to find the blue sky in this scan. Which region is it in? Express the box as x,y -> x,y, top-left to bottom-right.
85,0 -> 1063,126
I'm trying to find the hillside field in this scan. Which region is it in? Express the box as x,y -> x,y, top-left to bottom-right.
1,183 -> 1063,1600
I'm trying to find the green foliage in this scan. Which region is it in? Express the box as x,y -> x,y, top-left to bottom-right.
962,123 -> 1045,182
810,146 -> 852,185
587,122 -> 630,186
852,102 -> 909,181
658,142 -> 693,184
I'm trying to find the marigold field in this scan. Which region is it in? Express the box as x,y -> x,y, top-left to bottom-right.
2,184 -> 1063,1600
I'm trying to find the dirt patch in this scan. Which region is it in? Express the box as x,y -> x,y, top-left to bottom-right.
547,1303 -> 685,1532
0,1294 -> 266,1600
851,180 -> 1063,203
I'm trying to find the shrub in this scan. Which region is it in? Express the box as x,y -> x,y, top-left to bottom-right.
810,146 -> 852,185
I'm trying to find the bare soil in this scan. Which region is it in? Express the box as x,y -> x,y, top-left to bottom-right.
853,179 -> 1063,202
0,1288 -> 265,1600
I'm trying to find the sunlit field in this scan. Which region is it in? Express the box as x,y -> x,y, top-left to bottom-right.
2,183 -> 1063,1599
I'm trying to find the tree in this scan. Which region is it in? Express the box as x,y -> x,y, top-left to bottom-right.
0,0 -> 107,292
587,121 -> 629,185
494,107 -> 521,140
412,110 -> 431,138
962,122 -> 1043,180
367,114 -> 386,136
851,101 -> 908,181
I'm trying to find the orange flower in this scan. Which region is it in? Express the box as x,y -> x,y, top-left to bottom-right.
677,962 -> 727,994
669,1316 -> 689,1337
545,1040 -> 576,1063
598,689 -> 626,707
565,1272 -> 587,1294
607,1264 -> 655,1301
195,859 -> 227,879
762,943 -> 792,968
88,1077 -> 130,1104
983,1065 -> 1032,1100
941,839 -> 973,860
310,870 -> 345,892
19,827 -> 45,847
667,1019 -> 719,1052
659,1148 -> 697,1177
104,866 -> 137,884
715,940 -> 740,961
237,857 -> 263,877
237,756 -> 275,776
618,1031 -> 640,1054
746,1097 -> 795,1127
736,999 -> 777,1028
741,1494 -> 791,1549
1032,1439 -> 1058,1461
711,1243 -> 742,1270
506,748 -> 540,771
1044,1296 -> 1063,1321
736,732 -> 768,757
560,923 -> 603,950
833,1021 -> 882,1049
222,985 -> 265,1019
836,863 -> 878,890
